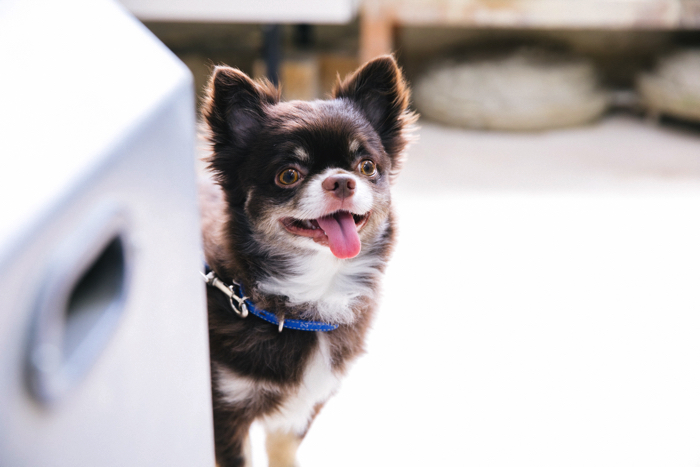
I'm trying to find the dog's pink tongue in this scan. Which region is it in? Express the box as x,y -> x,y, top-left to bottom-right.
316,212 -> 361,259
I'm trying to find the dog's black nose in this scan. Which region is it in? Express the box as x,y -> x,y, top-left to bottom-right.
322,175 -> 356,199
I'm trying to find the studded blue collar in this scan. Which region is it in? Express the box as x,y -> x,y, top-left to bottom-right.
202,265 -> 339,332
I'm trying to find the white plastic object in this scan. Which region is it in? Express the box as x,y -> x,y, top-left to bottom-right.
0,0 -> 215,466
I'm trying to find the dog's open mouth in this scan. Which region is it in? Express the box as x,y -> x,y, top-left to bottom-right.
281,211 -> 370,259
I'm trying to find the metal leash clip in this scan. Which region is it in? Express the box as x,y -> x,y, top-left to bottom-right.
202,271 -> 249,318
228,291 -> 249,318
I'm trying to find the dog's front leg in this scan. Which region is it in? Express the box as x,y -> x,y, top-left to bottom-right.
264,401 -> 325,467
213,403 -> 255,467
215,435 -> 251,467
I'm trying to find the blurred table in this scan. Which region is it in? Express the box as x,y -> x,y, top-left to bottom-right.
118,0 -> 360,85
360,0 -> 700,62
119,0 -> 360,23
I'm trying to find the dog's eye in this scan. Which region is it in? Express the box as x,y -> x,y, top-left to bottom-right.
359,160 -> 376,176
277,168 -> 300,186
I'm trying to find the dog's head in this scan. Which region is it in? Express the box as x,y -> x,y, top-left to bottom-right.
202,56 -> 415,261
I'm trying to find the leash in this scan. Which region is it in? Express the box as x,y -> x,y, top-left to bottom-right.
201,266 -> 339,333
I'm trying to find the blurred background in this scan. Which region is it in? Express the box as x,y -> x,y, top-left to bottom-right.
122,2 -> 700,466
2,0 -> 700,466
125,0 -> 700,125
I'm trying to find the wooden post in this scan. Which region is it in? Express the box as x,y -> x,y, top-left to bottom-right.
359,3 -> 395,63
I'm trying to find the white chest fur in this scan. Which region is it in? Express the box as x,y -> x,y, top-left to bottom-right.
258,250 -> 384,324
261,333 -> 341,435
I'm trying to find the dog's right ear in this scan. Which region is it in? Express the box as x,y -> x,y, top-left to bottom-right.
332,55 -> 416,178
202,66 -> 279,160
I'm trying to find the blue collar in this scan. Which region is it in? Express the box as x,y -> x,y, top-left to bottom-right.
202,266 -> 339,333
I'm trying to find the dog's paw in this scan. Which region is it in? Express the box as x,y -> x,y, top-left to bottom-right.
265,431 -> 302,467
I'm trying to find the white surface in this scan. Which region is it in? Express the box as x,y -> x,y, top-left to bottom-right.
400,118 -> 700,194
260,117 -> 700,466
0,0 -> 186,266
118,0 -> 359,23
0,0 -> 214,466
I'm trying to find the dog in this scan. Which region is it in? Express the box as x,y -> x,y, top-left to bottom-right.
199,55 -> 416,467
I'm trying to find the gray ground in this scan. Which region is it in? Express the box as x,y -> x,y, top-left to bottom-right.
398,116 -> 700,195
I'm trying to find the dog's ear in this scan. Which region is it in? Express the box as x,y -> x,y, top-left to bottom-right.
332,55 -> 415,159
202,66 -> 279,199
202,66 -> 279,167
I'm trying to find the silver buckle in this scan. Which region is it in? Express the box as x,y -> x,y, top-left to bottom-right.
229,291 -> 249,318
203,270 -> 248,318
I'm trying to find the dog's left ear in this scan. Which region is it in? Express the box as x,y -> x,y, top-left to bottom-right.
332,55 -> 415,160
